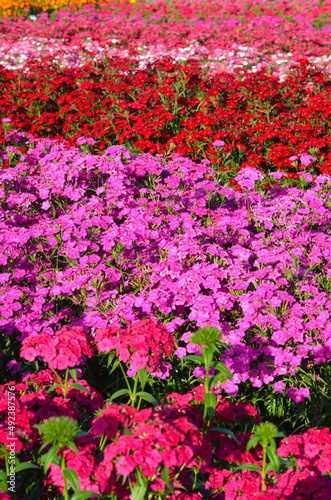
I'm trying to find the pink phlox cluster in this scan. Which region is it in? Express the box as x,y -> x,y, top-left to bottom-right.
235,167 -> 265,190
95,318 -> 175,375
20,325 -> 94,370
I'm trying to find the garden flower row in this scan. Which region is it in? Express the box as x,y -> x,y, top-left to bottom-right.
1,0 -> 331,74
1,57 -> 331,184
2,0 -> 331,498
1,129 -> 331,497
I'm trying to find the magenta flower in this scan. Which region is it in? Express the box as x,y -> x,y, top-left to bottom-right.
235,167 -> 264,190
274,381 -> 286,392
212,140 -> 225,147
20,326 -> 94,370
299,154 -> 316,167
286,387 -> 310,403
95,319 -> 176,375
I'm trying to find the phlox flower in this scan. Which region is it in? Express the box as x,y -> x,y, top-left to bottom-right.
95,318 -> 175,375
20,325 -> 94,370
286,386 -> 310,403
235,167 -> 264,190
212,140 -> 225,147
274,381 -> 285,392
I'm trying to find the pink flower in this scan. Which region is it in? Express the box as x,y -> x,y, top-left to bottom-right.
20,326 -> 94,370
274,381 -> 286,392
95,319 -> 175,375
41,200 -> 50,210
175,347 -> 187,358
286,387 -> 310,403
116,455 -> 137,476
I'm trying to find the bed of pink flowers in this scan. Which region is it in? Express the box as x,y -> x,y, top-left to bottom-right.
0,125 -> 331,498
1,0 -> 331,498
0,0 -> 331,79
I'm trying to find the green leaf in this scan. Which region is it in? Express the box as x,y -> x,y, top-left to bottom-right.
63,468 -> 80,493
68,383 -> 91,394
51,202 -> 56,219
76,430 -> 88,438
234,463 -> 261,472
161,466 -> 170,487
131,471 -> 148,500
209,373 -> 225,391
266,445 -> 280,473
15,460 -> 40,472
71,491 -> 103,500
211,427 -> 239,445
136,391 -> 158,407
69,368 -> 78,383
203,347 -> 214,371
246,436 -> 261,451
204,392 -> 217,420
109,389 -> 130,401
109,357 -> 120,374
138,367 -> 148,391
68,441 -> 79,455
161,466 -> 175,495
39,440 -> 54,453
0,470 -> 8,492
183,355 -> 204,365
280,458 -> 295,468
212,361 -> 233,380
46,384 -> 59,394
107,351 -> 116,368
41,446 -> 60,474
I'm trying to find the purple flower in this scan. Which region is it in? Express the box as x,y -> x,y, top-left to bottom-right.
269,171 -> 286,179
7,360 -> 21,374
286,386 -> 310,403
2,118 -> 11,123
274,381 -> 285,392
212,140 -> 225,147
76,136 -> 96,146
235,167 -> 264,190
299,154 -> 316,167
289,156 -> 298,162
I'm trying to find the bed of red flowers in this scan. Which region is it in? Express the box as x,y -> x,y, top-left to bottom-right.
1,56 -> 331,187
1,1 -> 331,499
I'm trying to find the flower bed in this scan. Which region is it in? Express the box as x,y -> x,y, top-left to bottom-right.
1,1 -> 331,498
1,58 -> 331,180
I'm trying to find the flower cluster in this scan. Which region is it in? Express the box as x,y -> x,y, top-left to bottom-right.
95,318 -> 176,375
20,325 -> 94,370
1,133 -> 331,398
1,56 -> 331,181
1,2 -> 331,498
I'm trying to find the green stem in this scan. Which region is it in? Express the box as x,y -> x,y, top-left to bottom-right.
261,447 -> 267,492
61,451 -> 69,500
4,451 -> 9,476
99,434 -> 107,452
119,362 -> 133,400
50,367 -> 65,394
131,373 -> 139,407
63,368 -> 69,398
